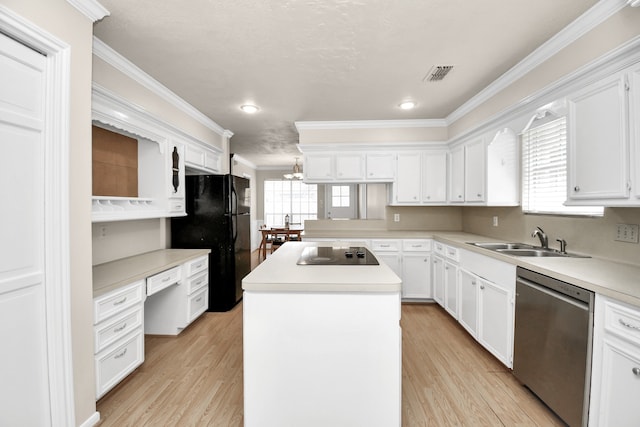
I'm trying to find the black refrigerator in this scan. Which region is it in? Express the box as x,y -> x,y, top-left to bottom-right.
171,174 -> 251,311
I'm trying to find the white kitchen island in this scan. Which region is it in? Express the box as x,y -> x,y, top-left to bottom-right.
242,242 -> 402,427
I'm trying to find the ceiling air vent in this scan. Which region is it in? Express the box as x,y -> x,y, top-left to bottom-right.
424,65 -> 454,82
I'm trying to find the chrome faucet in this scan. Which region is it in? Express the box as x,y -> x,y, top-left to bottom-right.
532,227 -> 549,249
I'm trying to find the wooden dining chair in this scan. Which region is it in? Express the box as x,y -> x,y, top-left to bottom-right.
270,228 -> 288,253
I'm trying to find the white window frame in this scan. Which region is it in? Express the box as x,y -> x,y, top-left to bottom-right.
521,111 -> 603,217
263,180 -> 317,227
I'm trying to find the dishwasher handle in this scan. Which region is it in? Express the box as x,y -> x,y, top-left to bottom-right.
516,276 -> 589,311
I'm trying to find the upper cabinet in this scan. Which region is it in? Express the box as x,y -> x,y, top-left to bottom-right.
392,150 -> 447,205
448,131 -> 518,206
566,64 -> 640,207
91,85 -> 223,222
302,150 -> 394,183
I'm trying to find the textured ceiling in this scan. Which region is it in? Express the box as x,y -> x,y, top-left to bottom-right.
93,0 -> 599,167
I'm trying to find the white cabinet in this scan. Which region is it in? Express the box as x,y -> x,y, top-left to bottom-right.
93,280 -> 145,399
477,278 -> 513,367
422,151 -> 448,203
590,295 -> 640,427
394,153 -> 422,203
91,88 -> 224,222
444,259 -> 459,318
393,151 -> 448,205
371,239 -> 403,279
335,153 -> 365,180
458,248 -> 516,368
144,255 -> 209,335
464,138 -> 486,203
304,154 -> 334,181
448,131 -> 518,206
458,269 -> 478,337
366,153 -> 395,180
401,240 -> 432,300
633,64 -> 640,201
567,73 -> 630,202
303,151 -> 394,183
432,242 -> 446,306
448,146 -> 465,203
184,141 -> 222,174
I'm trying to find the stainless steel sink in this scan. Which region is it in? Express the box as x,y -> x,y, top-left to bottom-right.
467,242 -> 590,258
495,248 -> 568,257
468,242 -> 535,250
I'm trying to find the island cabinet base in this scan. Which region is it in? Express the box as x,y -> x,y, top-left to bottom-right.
243,290 -> 402,427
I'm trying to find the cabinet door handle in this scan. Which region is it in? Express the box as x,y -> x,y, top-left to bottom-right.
113,297 -> 127,306
196,297 -> 202,303
162,276 -> 172,283
619,318 -> 640,331
114,348 -> 128,359
113,323 -> 128,333
574,186 -> 580,192
633,367 -> 640,376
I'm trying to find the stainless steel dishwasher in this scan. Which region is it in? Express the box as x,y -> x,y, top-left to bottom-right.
513,267 -> 594,427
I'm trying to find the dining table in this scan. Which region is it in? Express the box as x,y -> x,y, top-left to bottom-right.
258,226 -> 304,260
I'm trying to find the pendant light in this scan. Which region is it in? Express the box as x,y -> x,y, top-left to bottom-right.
284,157 -> 303,180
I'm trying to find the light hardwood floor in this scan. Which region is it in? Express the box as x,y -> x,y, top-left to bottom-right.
96,299 -> 565,426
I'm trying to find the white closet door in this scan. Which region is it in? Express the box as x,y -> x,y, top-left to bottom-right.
0,32 -> 51,426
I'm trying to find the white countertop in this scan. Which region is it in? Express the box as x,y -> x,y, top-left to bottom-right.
242,242 -> 402,292
93,248 -> 211,297
433,232 -> 640,307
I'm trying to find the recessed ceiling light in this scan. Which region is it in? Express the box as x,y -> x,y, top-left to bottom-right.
240,104 -> 259,114
399,101 -> 416,110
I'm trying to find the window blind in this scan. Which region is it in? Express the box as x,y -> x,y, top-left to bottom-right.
522,116 -> 603,216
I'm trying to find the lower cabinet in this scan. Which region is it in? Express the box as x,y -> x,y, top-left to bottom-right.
477,277 -> 513,367
145,255 -> 209,335
458,269 -> 478,336
93,280 -> 145,399
444,259 -> 459,318
432,255 -> 445,306
589,295 -> 640,426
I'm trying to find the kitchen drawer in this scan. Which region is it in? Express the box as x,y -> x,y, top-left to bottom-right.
168,199 -> 185,212
184,255 -> 208,277
94,280 -> 145,324
371,239 -> 401,252
433,241 -> 446,256
94,304 -> 143,353
603,297 -> 640,346
187,287 -> 208,323
95,328 -> 144,399
445,245 -> 459,262
186,270 -> 208,294
146,266 -> 181,296
402,239 -> 432,252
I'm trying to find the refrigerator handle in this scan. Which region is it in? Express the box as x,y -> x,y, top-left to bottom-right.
231,184 -> 238,243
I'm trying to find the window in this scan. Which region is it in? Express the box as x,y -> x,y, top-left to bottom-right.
331,185 -> 350,207
521,116 -> 603,216
264,180 -> 317,226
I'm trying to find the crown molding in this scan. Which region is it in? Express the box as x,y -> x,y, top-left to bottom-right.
66,0 -> 109,22
448,35 -> 640,145
93,36 -> 231,137
232,154 -> 257,169
295,119 -> 447,132
446,0 -> 630,125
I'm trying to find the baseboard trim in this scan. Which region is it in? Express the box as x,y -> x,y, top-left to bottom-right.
79,411 -> 100,427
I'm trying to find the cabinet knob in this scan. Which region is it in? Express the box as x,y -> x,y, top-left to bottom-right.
477,193 -> 482,197
633,367 -> 640,376
471,281 -> 476,285
574,186 -> 580,192
426,195 -> 431,199
458,195 -> 462,199
480,285 -> 485,290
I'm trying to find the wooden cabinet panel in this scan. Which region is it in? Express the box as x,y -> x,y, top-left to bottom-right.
92,125 -> 138,197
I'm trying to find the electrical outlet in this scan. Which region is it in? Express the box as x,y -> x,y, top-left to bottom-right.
492,216 -> 499,227
99,226 -> 107,239
615,224 -> 639,243
394,213 -> 400,222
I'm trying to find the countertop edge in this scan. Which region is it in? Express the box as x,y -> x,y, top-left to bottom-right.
92,249 -> 211,298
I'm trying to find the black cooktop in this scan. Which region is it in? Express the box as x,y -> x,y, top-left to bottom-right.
296,246 -> 379,265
